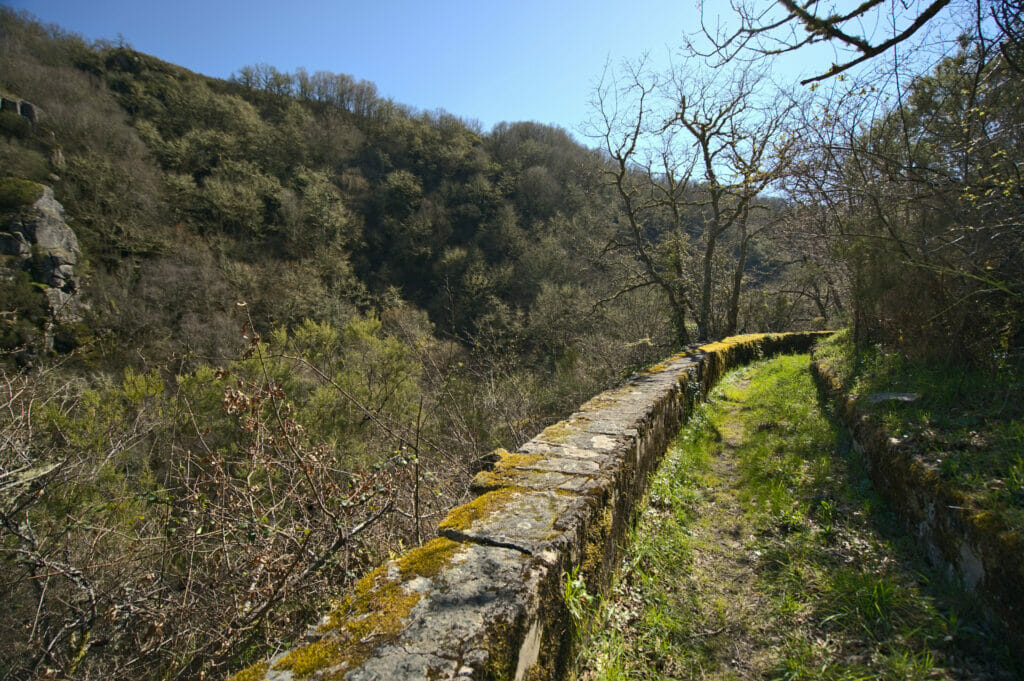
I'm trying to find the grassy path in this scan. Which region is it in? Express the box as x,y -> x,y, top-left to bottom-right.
574,355 -> 1017,681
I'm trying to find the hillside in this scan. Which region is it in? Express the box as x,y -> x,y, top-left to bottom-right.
4,3 -> 1020,680
0,10 -> 811,680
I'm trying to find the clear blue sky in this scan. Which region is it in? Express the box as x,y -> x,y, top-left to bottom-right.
3,0 -> 820,138
4,1 -> 964,138
4,0 -> 702,135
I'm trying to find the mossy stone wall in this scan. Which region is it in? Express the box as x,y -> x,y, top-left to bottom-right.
232,332 -> 829,681
811,354 -> 1024,651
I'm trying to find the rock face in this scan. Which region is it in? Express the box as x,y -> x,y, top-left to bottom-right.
1,184 -> 82,324
0,95 -> 40,123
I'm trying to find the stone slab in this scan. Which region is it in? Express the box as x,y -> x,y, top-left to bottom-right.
438,488 -> 594,564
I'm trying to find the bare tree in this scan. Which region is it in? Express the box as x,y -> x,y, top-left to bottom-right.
691,1 -> 1024,83
775,24 -> 1024,355
587,57 -> 796,342
691,0 -> 955,83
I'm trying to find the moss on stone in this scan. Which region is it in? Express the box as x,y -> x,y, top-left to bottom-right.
343,589 -> 422,642
476,613 -> 522,680
638,349 -> 697,376
226,660 -> 268,681
274,539 -> 465,679
581,506 -> 614,583
439,486 -> 532,532
273,639 -> 344,678
470,450 -> 547,492
540,417 -> 588,444
394,537 -> 462,580
471,469 -> 510,492
495,450 -> 543,469
580,394 -> 619,411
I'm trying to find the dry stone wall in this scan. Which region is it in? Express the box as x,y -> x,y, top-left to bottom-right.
811,355 -> 1024,651
232,332 -> 828,681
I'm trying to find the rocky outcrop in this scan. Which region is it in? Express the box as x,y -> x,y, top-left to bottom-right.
229,332 -> 830,681
1,183 -> 83,325
0,95 -> 40,123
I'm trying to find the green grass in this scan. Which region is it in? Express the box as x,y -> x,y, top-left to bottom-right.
574,354 -> 1016,681
815,330 -> 1024,529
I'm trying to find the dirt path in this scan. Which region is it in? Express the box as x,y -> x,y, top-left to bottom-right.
675,381 -> 777,679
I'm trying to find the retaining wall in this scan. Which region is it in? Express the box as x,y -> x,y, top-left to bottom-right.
811,355 -> 1024,651
232,332 -> 829,681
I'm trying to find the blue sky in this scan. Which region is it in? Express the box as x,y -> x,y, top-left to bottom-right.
3,0 -> 813,137
5,1 -> 965,139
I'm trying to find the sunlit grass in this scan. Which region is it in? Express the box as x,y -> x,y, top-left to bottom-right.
574,354 -> 1016,681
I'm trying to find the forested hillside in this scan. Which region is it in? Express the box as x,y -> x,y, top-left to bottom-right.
2,1 -> 1021,679
0,9 -> 812,679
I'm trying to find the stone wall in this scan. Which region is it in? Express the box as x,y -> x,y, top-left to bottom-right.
231,332 -> 827,681
811,355 -> 1024,651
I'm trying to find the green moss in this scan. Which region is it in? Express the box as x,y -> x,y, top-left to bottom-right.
344,589 -> 422,642
472,470 -> 509,492
640,360 -> 671,375
470,450 -> 546,492
495,450 -> 543,469
637,334 -> 792,378
970,509 -> 1004,535
475,615 -> 521,680
439,486 -> 527,532
580,394 -> 619,411
226,661 -> 268,681
541,417 -> 588,444
395,537 -> 461,580
581,507 -> 614,581
275,539 -> 464,679
0,176 -> 44,214
323,570 -> 416,633
273,639 -> 343,678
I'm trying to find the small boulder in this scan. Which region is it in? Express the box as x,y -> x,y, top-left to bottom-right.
865,392 -> 920,404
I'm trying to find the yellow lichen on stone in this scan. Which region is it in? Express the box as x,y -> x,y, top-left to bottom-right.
394,537 -> 462,580
273,639 -> 344,678
439,486 -> 527,532
226,660 -> 268,681
540,417 -> 588,444
276,540 -> 465,679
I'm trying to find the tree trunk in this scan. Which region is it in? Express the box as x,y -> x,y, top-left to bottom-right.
698,230 -> 717,341
726,214 -> 749,335
673,305 -> 691,346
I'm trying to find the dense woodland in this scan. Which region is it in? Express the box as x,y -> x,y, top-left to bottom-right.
0,2 -> 1021,679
